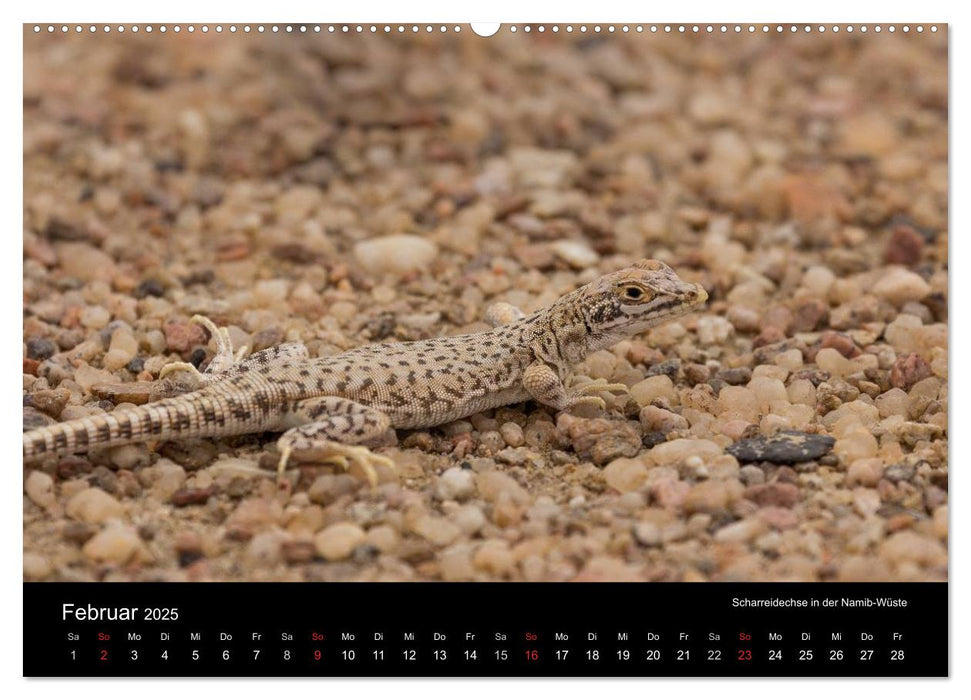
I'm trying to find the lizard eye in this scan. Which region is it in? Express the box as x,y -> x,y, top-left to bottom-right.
620,285 -> 649,302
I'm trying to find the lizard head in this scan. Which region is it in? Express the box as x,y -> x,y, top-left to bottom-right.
579,259 -> 708,350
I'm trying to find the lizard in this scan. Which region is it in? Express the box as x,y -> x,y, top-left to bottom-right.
23,259 -> 707,485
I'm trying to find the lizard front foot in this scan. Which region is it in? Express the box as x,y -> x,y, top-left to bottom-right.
277,442 -> 396,489
573,378 -> 629,397
158,361 -> 204,381
565,395 -> 608,412
563,378 -> 629,412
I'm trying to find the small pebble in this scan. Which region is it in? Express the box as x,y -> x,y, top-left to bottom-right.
24,553 -> 54,579
727,431 -> 835,464
26,337 -> 57,361
354,235 -> 438,276
603,457 -> 648,493
550,240 -> 599,269
79,306 -> 111,330
25,470 -> 56,508
846,458 -> 884,487
499,421 -> 524,447
872,268 -> 932,306
82,524 -> 143,564
314,523 -> 366,561
630,375 -> 677,406
66,487 -> 124,524
436,467 -> 476,501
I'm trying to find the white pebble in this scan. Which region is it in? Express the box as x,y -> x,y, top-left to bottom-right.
603,458 -> 648,493
80,306 -> 111,330
550,240 -> 600,269
873,268 -> 932,306
499,422 -> 525,447
82,524 -> 142,564
25,470 -> 55,508
314,522 -> 366,561
436,468 -> 476,501
66,487 -> 124,523
354,235 -> 438,275
630,375 -> 677,406
697,316 -> 733,345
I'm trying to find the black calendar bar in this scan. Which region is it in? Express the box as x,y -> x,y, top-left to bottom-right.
24,582 -> 947,677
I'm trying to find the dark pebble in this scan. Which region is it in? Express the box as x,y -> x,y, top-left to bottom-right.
642,431 -> 667,448
351,544 -> 380,564
23,406 -> 57,430
90,466 -> 119,493
43,217 -> 89,241
293,158 -> 337,187
57,456 -> 93,479
890,352 -> 933,390
282,540 -> 317,564
923,485 -> 947,512
134,278 -> 166,298
717,367 -> 752,385
366,313 -> 398,341
272,243 -> 319,264
250,327 -> 284,353
189,347 -> 208,368
727,430 -> 835,464
62,522 -> 96,545
226,477 -> 252,498
171,487 -> 216,506
137,523 -> 158,541
646,358 -> 680,379
744,482 -> 800,508
883,463 -> 917,483
154,158 -> 185,173
182,269 -> 216,286
127,357 -> 145,373
178,550 -> 205,568
26,389 -> 70,418
684,363 -> 711,385
26,337 -> 57,361
791,368 -> 831,386
883,224 -> 925,266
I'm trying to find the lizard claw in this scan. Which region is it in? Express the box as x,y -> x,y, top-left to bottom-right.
563,378 -> 627,412
278,443 -> 395,488
339,445 -> 396,489
158,361 -> 204,381
277,445 -> 293,482
575,379 -> 629,396
566,395 -> 608,412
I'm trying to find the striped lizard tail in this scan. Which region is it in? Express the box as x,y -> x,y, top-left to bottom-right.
23,390 -> 231,462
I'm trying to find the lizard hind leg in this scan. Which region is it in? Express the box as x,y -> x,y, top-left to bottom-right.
275,397 -> 395,488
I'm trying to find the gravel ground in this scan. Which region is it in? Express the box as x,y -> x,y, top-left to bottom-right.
23,28 -> 947,582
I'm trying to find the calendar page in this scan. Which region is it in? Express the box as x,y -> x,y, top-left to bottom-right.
22,21 -> 948,678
